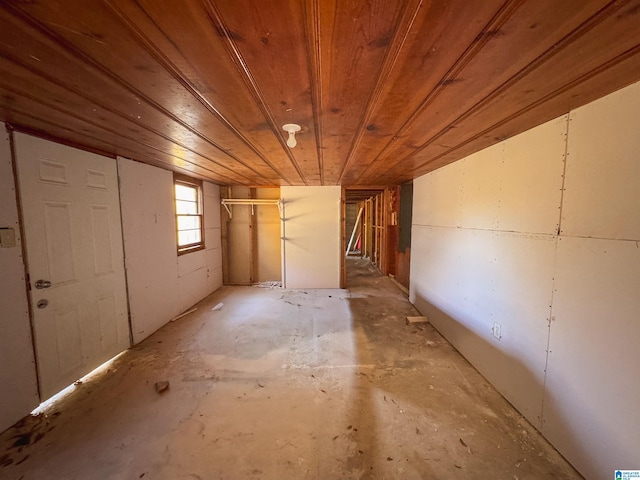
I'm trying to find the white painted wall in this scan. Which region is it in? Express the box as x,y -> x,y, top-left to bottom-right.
118,158 -> 222,344
281,186 -> 341,288
178,181 -> 223,309
203,182 -> 223,294
410,81 -> 640,480
542,83 -> 640,479
0,144 -> 222,432
0,127 -> 39,433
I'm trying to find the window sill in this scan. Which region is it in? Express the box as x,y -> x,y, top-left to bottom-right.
177,244 -> 205,256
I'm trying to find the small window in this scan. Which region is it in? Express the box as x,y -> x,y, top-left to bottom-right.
174,174 -> 204,255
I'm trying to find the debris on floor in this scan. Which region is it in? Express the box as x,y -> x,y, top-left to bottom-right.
154,381 -> 170,393
254,281 -> 282,288
406,316 -> 429,325
170,307 -> 197,322
211,302 -> 224,311
0,257 -> 583,480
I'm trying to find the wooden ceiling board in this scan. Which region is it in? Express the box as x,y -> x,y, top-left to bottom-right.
0,54 -> 257,185
205,0 -> 320,185
340,0 -> 508,185
374,0 -> 640,184
2,1 -> 282,185
375,45 -> 640,186
409,47 -> 640,179
0,92 -> 240,184
303,0 -> 326,185
1,105 -> 220,183
361,0 -> 611,184
315,0 -> 412,184
345,188 -> 385,202
0,1 -> 639,188
106,0 -> 309,185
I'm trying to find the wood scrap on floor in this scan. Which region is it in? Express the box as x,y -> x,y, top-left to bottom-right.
406,316 -> 429,325
170,308 -> 197,322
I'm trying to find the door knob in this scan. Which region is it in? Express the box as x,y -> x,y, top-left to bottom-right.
37,299 -> 48,309
35,279 -> 52,289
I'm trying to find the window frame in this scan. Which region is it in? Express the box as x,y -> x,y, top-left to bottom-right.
174,173 -> 205,256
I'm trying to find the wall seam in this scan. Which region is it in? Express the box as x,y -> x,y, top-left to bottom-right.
557,114 -> 571,235
115,157 -> 135,347
414,222 -> 640,244
411,223 -> 557,238
539,113 -> 571,430
7,126 -> 42,402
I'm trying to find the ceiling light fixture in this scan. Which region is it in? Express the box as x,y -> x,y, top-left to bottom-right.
282,123 -> 301,148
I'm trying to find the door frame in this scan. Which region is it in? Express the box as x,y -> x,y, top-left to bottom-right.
8,126 -> 42,399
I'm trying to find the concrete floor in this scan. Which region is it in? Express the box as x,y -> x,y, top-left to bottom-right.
0,258 -> 582,479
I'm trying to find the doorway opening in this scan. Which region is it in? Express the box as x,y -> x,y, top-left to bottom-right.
221,187 -> 282,286
343,184 -> 412,291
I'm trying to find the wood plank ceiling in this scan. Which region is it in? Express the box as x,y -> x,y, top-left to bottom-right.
1,1 -> 639,187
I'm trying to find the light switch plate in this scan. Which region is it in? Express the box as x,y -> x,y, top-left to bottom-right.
0,228 -> 16,248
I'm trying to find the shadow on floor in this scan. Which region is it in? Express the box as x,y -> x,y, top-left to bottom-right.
341,256 -> 582,479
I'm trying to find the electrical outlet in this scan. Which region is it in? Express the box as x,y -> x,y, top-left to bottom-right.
492,322 -> 502,341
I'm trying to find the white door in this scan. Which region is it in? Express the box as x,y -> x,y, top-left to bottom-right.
14,133 -> 130,400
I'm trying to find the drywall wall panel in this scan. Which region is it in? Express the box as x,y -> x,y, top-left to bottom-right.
203,182 -> 223,294
561,81 -> 640,240
410,80 -> 640,479
177,249 -> 207,278
177,249 -> 208,311
204,227 -> 222,255
414,116 -> 566,235
205,247 -> 223,292
410,225 -> 555,427
120,162 -> 221,340
281,186 -> 341,288
542,236 -> 640,479
499,116 -> 566,235
458,143 -> 504,230
203,181 -> 221,234
413,159 -> 465,228
177,182 -> 222,311
0,128 -> 39,431
117,158 -> 180,343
